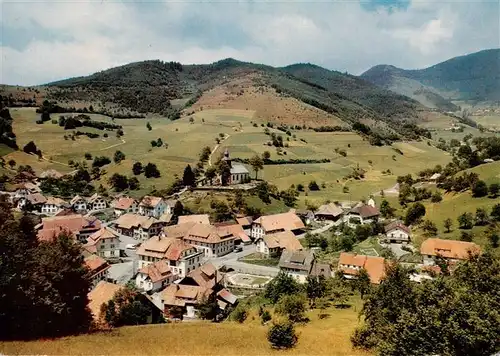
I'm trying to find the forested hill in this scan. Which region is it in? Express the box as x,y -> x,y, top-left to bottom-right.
361,48 -> 500,108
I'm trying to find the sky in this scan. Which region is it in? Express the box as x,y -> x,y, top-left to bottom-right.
1,0 -> 499,85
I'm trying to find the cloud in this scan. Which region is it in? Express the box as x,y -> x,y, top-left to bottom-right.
0,0 -> 498,85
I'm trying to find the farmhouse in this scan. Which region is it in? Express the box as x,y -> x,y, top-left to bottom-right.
139,196 -> 168,218
215,223 -> 251,245
37,214 -> 102,243
255,230 -> 303,257
83,252 -> 111,289
236,216 -> 253,231
162,223 -> 196,239
84,227 -> 121,260
315,203 -> 344,221
221,149 -> 250,185
114,213 -> 164,241
338,252 -> 386,284
17,193 -> 46,211
136,236 -> 203,276
178,214 -> 210,225
250,210 -> 305,239
13,182 -> 40,200
135,260 -> 176,292
345,203 -> 380,225
420,238 -> 481,266
183,224 -> 235,258
70,195 -> 88,213
87,281 -> 122,321
112,197 -> 139,216
87,193 -> 107,211
41,197 -> 67,216
382,221 -> 411,244
278,250 -> 319,283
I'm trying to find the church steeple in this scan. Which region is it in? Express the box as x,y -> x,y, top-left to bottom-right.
223,148 -> 232,167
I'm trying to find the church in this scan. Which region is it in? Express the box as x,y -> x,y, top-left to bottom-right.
221,149 -> 250,185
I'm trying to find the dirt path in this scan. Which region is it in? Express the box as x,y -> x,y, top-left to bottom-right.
373,183 -> 400,196
100,138 -> 126,151
208,134 -> 230,167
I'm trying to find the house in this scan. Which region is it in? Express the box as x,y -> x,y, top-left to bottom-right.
345,203 -> 380,225
85,227 -> 121,260
429,173 -> 442,182
136,235 -> 203,276
114,213 -> 165,241
139,196 -> 167,218
112,197 -> 138,217
39,169 -> 64,180
87,281 -> 122,321
235,216 -> 253,231
220,149 -> 250,185
338,252 -> 386,284
83,251 -> 111,289
162,223 -> 197,239
420,238 -> 481,266
41,197 -> 67,216
215,223 -> 251,245
37,214 -> 102,243
315,203 -> 344,221
295,209 -> 315,225
135,260 -> 176,292
251,211 -> 305,239
13,182 -> 40,200
70,195 -> 88,213
279,249 -> 317,283
382,221 -> 411,244
17,193 -> 46,211
178,214 -> 210,225
87,193 -> 107,211
255,230 -> 303,257
183,223 -> 235,258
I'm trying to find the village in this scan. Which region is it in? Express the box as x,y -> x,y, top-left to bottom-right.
0,165 -> 482,324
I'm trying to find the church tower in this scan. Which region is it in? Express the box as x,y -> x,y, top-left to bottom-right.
223,148 -> 232,168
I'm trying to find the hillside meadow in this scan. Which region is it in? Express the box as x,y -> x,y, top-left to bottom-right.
0,300 -> 370,356
5,107 -> 452,201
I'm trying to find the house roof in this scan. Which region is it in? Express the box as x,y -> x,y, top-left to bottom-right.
159,213 -> 173,223
338,252 -> 386,284
236,216 -> 253,227
16,182 -> 40,191
39,169 -> 64,179
87,281 -> 121,319
86,227 -> 119,245
163,223 -> 196,239
230,163 -> 249,175
279,249 -> 315,272
384,221 -> 410,234
84,253 -> 110,277
26,193 -> 47,205
70,195 -> 86,205
160,284 -> 209,305
253,211 -> 305,232
420,238 -> 481,260
178,214 -> 210,225
310,262 -> 332,278
140,196 -> 163,208
38,214 -> 101,241
185,223 -> 234,244
115,213 -> 160,229
215,223 -> 251,243
349,204 -> 380,219
262,230 -> 302,251
44,196 -> 67,206
137,236 -> 196,261
178,263 -> 218,290
87,193 -> 105,204
429,173 -> 442,180
217,288 -> 238,305
138,260 -> 173,283
315,203 -> 344,217
113,197 -> 137,210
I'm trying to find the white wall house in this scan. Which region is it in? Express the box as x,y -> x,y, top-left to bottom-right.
255,230 -> 303,257
139,196 -> 167,218
71,196 -> 88,213
383,222 -> 411,244
278,250 -> 316,284
41,197 -> 67,216
183,224 -> 235,258
87,194 -> 107,211
135,260 -> 176,292
113,197 -> 139,217
114,213 -> 165,241
85,227 -> 121,259
250,211 -> 305,240
421,238 -> 481,266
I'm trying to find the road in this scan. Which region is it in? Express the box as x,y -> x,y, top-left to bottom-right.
296,221 -> 336,239
208,134 -> 230,167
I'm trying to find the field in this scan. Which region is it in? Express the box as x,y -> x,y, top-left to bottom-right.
0,300 -> 370,356
472,113 -> 500,130
5,107 -> 453,203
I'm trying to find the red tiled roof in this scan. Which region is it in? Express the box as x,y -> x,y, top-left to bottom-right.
338,252 -> 386,284
420,238 -> 481,260
113,197 -> 136,210
385,221 -> 410,234
350,204 -> 380,218
138,260 -> 173,283
253,211 -> 305,232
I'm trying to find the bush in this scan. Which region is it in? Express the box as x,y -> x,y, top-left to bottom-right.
268,322 -> 298,349
308,180 -> 320,191
231,307 -> 247,323
276,294 -> 307,322
472,180 -> 488,197
261,310 -> 272,324
92,156 -> 111,168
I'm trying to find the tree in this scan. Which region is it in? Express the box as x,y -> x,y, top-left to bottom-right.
264,272 -> 302,303
491,204 -> 500,222
354,268 -> 372,299
249,155 -> 264,179
280,187 -> 298,207
23,141 -> 38,154
380,200 -> 395,218
460,231 -> 473,242
182,165 -> 196,187
475,208 -> 489,226
306,275 -> 327,307
150,140 -> 157,148
128,177 -> 140,190
108,173 -> 129,192
488,231 -> 499,248
217,160 -> 231,186
156,138 -> 163,147
173,201 -> 184,217
276,294 -> 307,322
7,159 -> 15,168
262,151 -> 271,160
132,162 -> 143,175
444,218 -> 453,233
472,180 -> 488,197
204,166 -> 216,185
84,152 -> 92,160
458,212 -> 474,229
422,219 -> 438,236
92,156 -> 111,168
268,322 -> 298,349
113,150 -> 125,164
404,202 -> 426,226
431,191 -> 442,203
197,293 -> 218,321
144,163 -> 160,178
146,122 -> 152,131
489,183 -> 499,197
308,180 -> 320,191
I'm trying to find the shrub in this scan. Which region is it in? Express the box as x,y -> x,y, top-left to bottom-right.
84,153 -> 92,160
308,180 -> 320,191
276,294 -> 307,322
231,307 -> 247,323
92,156 -> 111,168
261,310 -> 272,324
267,322 -> 298,349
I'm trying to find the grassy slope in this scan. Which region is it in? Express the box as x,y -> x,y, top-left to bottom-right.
0,300 -> 370,356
